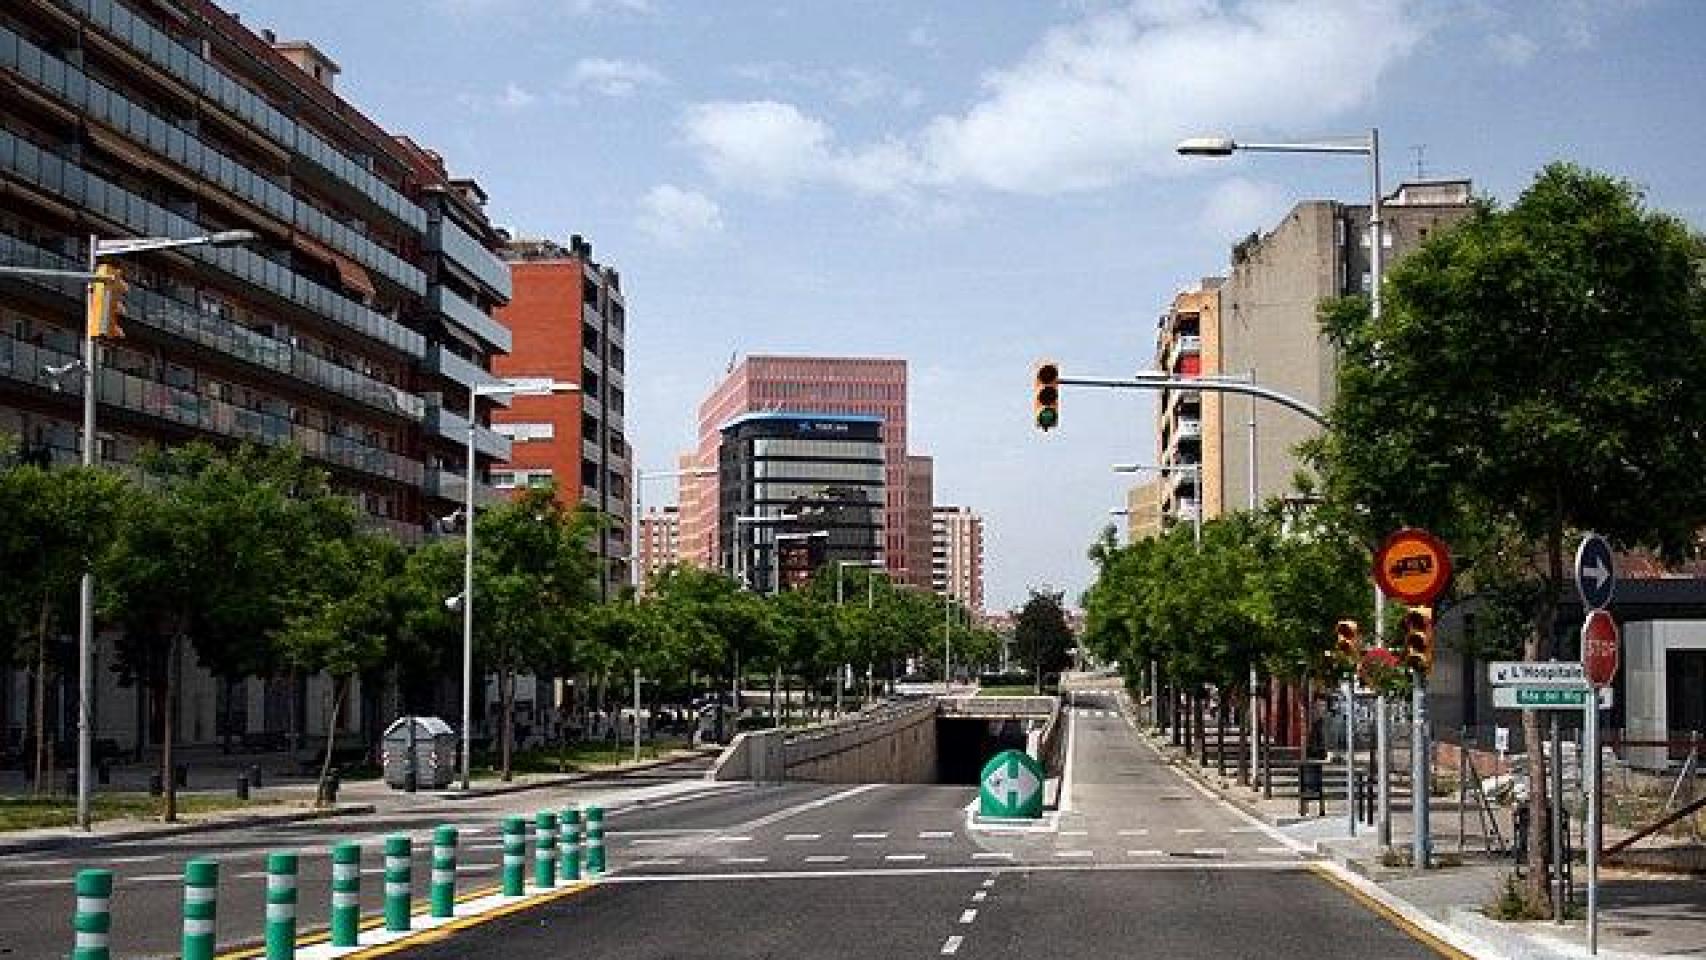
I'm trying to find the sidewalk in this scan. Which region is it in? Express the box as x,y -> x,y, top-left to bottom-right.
0,745 -> 719,855
1137,717 -> 1704,960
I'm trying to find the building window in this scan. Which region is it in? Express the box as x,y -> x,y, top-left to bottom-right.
527,470 -> 555,489
492,471 -> 517,489
496,422 -> 554,442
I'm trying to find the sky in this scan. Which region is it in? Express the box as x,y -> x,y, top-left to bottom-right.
225,0 -> 1706,611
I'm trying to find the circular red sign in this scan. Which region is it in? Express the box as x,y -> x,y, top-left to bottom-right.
1582,609 -> 1620,688
1373,528 -> 1453,605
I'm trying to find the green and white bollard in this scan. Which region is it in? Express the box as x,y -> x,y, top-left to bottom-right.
585,806 -> 605,876
384,834 -> 412,932
264,852 -> 297,960
501,816 -> 526,897
181,859 -> 218,960
72,868 -> 112,960
430,826 -> 458,919
330,841 -> 360,948
560,807 -> 582,882
534,812 -> 558,890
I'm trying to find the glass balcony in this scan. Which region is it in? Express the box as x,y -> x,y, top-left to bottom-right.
424,405 -> 511,461
583,438 -> 603,465
0,129 -> 424,358
56,0 -> 428,235
427,216 -> 512,302
0,331 -> 423,485
424,343 -> 502,391
424,467 -> 506,506
0,232 -> 423,422
427,284 -> 512,354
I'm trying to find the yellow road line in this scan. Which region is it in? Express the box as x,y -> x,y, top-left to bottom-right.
335,882 -> 594,958
1307,864 -> 1474,960
215,884 -> 503,959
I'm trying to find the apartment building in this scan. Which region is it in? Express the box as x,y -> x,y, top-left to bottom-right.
931,505 -> 985,615
492,235 -> 629,597
905,455 -> 934,588
0,0 -> 513,749
638,505 -> 681,588
1154,279 -> 1225,524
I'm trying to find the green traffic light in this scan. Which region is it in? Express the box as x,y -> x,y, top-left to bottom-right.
1036,408 -> 1058,430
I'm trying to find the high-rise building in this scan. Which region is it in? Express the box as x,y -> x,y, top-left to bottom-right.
1123,479 -> 1165,543
0,1 -> 514,748
1154,280 -> 1224,523
1217,181 -> 1473,508
931,505 -> 985,615
491,235 -> 629,597
905,455 -> 934,588
638,505 -> 681,588
680,356 -> 909,581
718,413 -> 885,592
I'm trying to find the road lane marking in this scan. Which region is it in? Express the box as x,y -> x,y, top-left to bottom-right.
884,854 -> 927,862
1175,828 -> 1205,834
1055,850 -> 1094,859
941,935 -> 964,955
108,855 -> 163,864
458,864 -> 497,873
632,859 -> 685,867
1230,827 -> 1263,834
1060,829 -> 1088,837
1192,848 -> 1228,858
1059,706 -> 1078,812
1258,847 -> 1295,855
1118,828 -> 1149,836
959,909 -> 978,924
852,832 -> 889,840
600,861 -> 1306,884
804,855 -> 848,864
9,878 -> 66,887
1127,850 -> 1163,857
708,835 -> 752,844
784,833 -> 821,841
731,783 -> 885,833
918,831 -> 954,839
971,852 -> 1012,861
981,878 -> 996,888
629,838 -> 675,846
719,857 -> 768,864
972,891 -> 987,902
131,873 -> 181,882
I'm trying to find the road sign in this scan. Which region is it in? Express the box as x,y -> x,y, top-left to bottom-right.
1582,609 -> 1620,688
1373,528 -> 1452,605
978,749 -> 1044,819
1487,661 -> 1586,687
1575,534 -> 1616,610
1493,686 -> 1613,710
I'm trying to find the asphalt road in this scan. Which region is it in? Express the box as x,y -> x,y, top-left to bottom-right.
392,692 -> 1451,960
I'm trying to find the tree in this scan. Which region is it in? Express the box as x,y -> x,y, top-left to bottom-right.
1013,589 -> 1073,689
1307,163 -> 1706,908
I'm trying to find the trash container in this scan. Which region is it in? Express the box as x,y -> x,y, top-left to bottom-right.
382,716 -> 456,790
1298,760 -> 1326,816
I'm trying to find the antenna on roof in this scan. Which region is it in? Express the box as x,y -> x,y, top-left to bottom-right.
1409,144 -> 1427,180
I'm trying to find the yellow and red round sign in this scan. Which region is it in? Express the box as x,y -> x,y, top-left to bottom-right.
1373,528 -> 1452,605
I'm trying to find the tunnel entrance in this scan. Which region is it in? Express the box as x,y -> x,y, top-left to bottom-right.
935,717 -> 1030,784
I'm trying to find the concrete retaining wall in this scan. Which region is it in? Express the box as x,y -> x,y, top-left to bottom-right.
708,699 -> 938,784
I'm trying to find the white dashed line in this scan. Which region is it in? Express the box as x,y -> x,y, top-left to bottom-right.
720,857 -> 769,865
1192,848 -> 1228,858
852,832 -> 889,841
942,935 -> 964,955
130,874 -> 180,883
1127,849 -> 1164,858
710,836 -> 753,844
971,852 -> 1013,861
784,833 -> 821,841
1258,847 -> 1295,855
630,838 -> 675,846
981,878 -> 996,888
458,863 -> 497,873
1176,827 -> 1205,834
959,909 -> 978,924
632,859 -> 685,867
919,831 -> 954,839
1118,828 -> 1150,836
9,878 -> 66,888
1060,829 -> 1088,837
108,855 -> 163,864
804,855 -> 849,864
1055,850 -> 1094,859
972,891 -> 987,902
885,854 -> 927,863
1230,827 -> 1263,834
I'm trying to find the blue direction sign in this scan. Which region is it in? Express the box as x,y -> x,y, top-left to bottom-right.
1575,534 -> 1616,611
978,749 -> 1045,819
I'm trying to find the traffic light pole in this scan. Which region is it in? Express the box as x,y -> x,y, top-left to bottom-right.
76,235 -> 98,831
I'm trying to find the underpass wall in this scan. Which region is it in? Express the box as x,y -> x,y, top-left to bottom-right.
708,699 -> 938,783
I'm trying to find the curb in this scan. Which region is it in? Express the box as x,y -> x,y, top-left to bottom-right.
433,748 -> 722,802
0,803 -> 378,855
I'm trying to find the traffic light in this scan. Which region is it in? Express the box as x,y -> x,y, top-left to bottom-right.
86,263 -> 128,339
1033,361 -> 1060,431
1333,619 -> 1362,666
1401,606 -> 1435,674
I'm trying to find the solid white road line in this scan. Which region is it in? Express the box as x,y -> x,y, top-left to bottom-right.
959,909 -> 978,924
709,836 -> 752,844
884,854 -> 927,862
130,873 -> 180,883
630,838 -> 676,846
9,878 -> 67,887
458,863 -> 498,873
107,855 -> 163,864
1059,704 -> 1078,812
1258,847 -> 1295,855
731,783 -> 886,834
804,855 -> 848,864
941,935 -> 964,955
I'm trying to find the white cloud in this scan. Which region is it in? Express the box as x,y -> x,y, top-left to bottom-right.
906,24 -> 937,49
457,82 -> 537,113
682,0 -> 1427,198
729,62 -> 910,109
1199,177 -> 1291,240
1486,31 -> 1537,65
571,58 -> 667,97
638,184 -> 726,246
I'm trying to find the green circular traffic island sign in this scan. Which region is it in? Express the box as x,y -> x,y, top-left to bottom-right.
978,749 -> 1045,819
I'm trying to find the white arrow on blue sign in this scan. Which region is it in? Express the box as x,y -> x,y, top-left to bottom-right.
1575,534 -> 1615,611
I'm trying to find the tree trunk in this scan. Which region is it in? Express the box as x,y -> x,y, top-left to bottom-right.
316,676 -> 347,808
499,665 -> 515,782
221,675 -> 235,755
162,632 -> 181,823
1216,693 -> 1229,776
1522,518 -> 1566,910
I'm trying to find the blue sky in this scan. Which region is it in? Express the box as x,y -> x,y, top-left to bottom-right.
227,0 -> 1706,611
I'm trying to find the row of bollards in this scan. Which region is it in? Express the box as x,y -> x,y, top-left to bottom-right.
68,804 -> 605,959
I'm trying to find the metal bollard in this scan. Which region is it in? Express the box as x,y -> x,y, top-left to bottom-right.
585,806 -> 605,876
384,834 -> 412,932
264,852 -> 297,960
182,858 -> 218,960
148,773 -> 162,797
72,868 -> 113,960
534,812 -> 558,890
430,826 -> 457,919
501,816 -> 526,896
560,807 -> 582,882
330,842 -> 360,947
236,774 -> 250,801
248,764 -> 263,789
175,764 -> 188,789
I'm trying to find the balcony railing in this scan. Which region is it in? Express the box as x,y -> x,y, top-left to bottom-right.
427,217 -> 512,302
423,343 -> 502,391
0,332 -> 423,484
424,406 -> 511,461
427,285 -> 512,354
425,467 -> 505,506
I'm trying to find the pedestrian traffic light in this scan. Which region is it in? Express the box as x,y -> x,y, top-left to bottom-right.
1333,619 -> 1361,666
86,263 -> 127,339
1401,606 -> 1435,674
1033,361 -> 1060,431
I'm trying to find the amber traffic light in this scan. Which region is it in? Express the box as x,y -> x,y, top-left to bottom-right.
87,263 -> 128,340
1401,606 -> 1435,674
1034,361 -> 1060,431
1333,619 -> 1362,666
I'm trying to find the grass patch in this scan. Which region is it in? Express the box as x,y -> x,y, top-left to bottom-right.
0,793 -> 280,832
978,684 -> 1046,697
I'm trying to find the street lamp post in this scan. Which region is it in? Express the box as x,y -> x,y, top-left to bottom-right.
1111,462 -> 1202,548
1179,127 -> 1402,854
835,560 -> 881,715
2,228 -> 257,830
459,378 -> 579,791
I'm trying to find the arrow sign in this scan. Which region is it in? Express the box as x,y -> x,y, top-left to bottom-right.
978,749 -> 1045,819
1575,534 -> 1616,611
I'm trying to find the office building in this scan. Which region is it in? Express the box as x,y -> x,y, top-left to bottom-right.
1154,280 -> 1224,522
491,235 -> 629,596
1217,181 -> 1472,507
718,412 -> 885,592
931,505 -> 985,615
0,0 -> 512,749
681,355 -> 909,581
905,455 -> 934,588
637,505 -> 681,588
